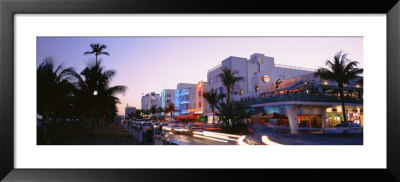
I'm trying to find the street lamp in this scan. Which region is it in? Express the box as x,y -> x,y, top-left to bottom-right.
93,90 -> 98,96
255,84 -> 260,97
239,89 -> 245,99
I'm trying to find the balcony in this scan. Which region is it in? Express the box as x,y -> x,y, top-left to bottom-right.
241,94 -> 363,106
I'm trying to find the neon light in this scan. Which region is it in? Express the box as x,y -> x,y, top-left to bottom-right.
197,80 -> 204,113
262,75 -> 271,83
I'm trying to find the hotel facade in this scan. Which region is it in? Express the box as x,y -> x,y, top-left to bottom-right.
174,81 -> 210,117
141,92 -> 161,110
243,73 -> 363,133
207,53 -> 314,104
161,89 -> 175,109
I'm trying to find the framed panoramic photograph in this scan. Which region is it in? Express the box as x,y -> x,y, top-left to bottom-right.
1,0 -> 400,181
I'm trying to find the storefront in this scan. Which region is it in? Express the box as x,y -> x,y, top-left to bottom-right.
325,106 -> 363,128
297,114 -> 322,128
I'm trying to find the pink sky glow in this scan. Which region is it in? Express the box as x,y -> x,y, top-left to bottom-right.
37,37 -> 363,115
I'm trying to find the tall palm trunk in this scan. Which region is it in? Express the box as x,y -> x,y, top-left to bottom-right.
43,107 -> 49,137
90,107 -> 96,135
95,54 -> 98,65
339,86 -> 348,123
211,107 -> 215,123
226,88 -> 231,104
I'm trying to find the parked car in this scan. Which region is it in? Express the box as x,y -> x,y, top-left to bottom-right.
323,122 -> 363,135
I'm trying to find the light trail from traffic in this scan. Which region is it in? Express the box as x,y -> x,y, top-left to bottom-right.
262,136 -> 283,145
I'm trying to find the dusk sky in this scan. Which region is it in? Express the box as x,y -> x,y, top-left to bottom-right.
37,37 -> 363,115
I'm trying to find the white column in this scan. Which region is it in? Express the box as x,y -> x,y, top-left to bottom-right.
286,106 -> 298,134
321,106 -> 327,129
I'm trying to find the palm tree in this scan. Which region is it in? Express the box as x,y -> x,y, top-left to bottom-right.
140,109 -> 145,118
150,105 -> 157,118
165,102 -> 176,120
97,85 -> 127,125
83,43 -> 110,65
37,58 -> 76,128
218,67 -> 244,104
157,107 -> 164,116
314,51 -> 363,123
73,61 -> 126,135
203,89 -> 225,123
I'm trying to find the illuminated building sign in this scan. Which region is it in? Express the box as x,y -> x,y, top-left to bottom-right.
262,75 -> 271,83
196,80 -> 204,113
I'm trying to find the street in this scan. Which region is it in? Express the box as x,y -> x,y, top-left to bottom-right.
122,123 -> 239,145
122,123 -> 363,145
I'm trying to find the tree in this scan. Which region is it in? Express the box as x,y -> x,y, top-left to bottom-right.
203,89 -> 225,123
140,109 -> 145,118
127,112 -> 135,120
142,110 -> 150,118
150,105 -> 157,118
157,107 -> 164,115
314,51 -> 363,123
83,43 -> 110,65
216,102 -> 233,127
218,67 -> 244,104
134,109 -> 142,119
37,58 -> 76,127
165,102 -> 176,120
73,61 -> 126,135
216,101 -> 249,127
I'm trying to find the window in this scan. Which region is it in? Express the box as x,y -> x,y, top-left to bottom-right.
219,87 -> 224,94
167,94 -> 171,97
199,91 -> 201,96
198,102 -> 202,108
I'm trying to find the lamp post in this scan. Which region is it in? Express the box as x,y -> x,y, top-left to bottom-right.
90,90 -> 98,136
255,84 -> 260,98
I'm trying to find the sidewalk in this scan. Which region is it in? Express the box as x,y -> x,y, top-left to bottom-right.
122,124 -> 163,145
44,122 -> 137,145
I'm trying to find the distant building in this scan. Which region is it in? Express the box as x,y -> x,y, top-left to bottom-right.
141,92 -> 161,110
161,89 -> 176,109
195,80 -> 209,114
125,104 -> 136,119
175,83 -> 197,115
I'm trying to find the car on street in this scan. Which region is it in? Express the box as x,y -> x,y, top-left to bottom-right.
203,124 -> 221,131
323,122 -> 363,135
172,126 -> 191,134
186,123 -> 204,130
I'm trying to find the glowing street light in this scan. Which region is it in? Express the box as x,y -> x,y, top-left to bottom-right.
255,84 -> 260,97
239,89 -> 245,99
93,90 -> 98,96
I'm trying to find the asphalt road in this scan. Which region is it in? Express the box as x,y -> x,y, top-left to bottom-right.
123,124 -> 237,145
162,132 -> 237,145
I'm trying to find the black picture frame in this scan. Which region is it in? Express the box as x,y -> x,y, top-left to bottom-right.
1,0 -> 399,181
